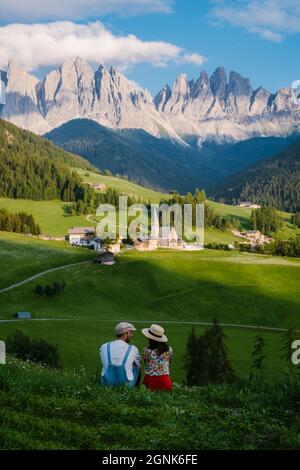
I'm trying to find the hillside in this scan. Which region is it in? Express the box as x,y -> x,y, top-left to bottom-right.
213,139 -> 300,212
0,119 -> 96,201
45,119 -> 209,192
1,232 -> 300,382
0,357 -> 298,450
45,119 -> 296,193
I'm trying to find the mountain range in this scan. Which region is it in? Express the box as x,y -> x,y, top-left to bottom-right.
212,139 -> 300,212
45,118 -> 297,192
1,57 -> 300,145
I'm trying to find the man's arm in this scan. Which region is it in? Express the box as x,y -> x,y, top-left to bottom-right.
132,346 -> 141,369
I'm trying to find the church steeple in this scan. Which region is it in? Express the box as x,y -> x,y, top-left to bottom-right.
151,208 -> 159,239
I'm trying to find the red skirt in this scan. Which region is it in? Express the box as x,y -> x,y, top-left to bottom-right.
143,375 -> 173,391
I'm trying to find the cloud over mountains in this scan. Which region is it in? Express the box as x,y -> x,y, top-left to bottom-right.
0,21 -> 205,72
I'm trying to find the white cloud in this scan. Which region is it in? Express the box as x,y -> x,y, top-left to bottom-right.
182,53 -> 206,66
0,0 -> 174,22
210,0 -> 300,42
0,21 -> 205,71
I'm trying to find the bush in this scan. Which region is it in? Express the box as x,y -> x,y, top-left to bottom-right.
35,282 -> 66,296
184,320 -> 235,386
6,331 -> 61,369
35,285 -> 44,295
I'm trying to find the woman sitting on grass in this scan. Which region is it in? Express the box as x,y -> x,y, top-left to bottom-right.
142,324 -> 173,391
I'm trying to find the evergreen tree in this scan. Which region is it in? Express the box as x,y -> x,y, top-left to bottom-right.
250,331 -> 266,381
184,321 -> 235,386
205,319 -> 235,384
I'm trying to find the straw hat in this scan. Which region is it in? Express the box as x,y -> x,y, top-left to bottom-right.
142,324 -> 168,343
115,322 -> 136,336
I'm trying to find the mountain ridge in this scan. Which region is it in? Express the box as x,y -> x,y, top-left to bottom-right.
45,118 -> 297,193
212,139 -> 300,212
1,57 -> 299,145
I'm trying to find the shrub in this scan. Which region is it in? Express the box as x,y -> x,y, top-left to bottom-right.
35,285 -> 44,295
36,282 -> 66,297
184,320 -> 235,386
6,330 -> 61,369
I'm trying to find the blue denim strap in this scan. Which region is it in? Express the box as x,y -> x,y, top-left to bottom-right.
107,342 -> 112,366
122,345 -> 132,367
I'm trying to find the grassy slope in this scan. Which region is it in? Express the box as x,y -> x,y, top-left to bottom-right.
74,168 -> 169,203
0,198 -> 93,237
0,233 -> 299,382
1,165 -> 298,241
0,358 -> 299,450
0,232 -> 94,289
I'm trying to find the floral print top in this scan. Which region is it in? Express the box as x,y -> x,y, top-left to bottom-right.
143,347 -> 173,376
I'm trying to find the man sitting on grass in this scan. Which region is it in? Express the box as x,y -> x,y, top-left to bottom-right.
100,322 -> 141,387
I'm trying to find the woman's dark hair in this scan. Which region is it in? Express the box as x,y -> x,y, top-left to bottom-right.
148,339 -> 169,355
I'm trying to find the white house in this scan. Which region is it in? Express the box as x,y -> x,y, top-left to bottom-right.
239,202 -> 261,209
68,227 -> 96,246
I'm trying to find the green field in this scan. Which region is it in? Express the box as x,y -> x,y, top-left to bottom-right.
0,198 -> 92,237
74,168 -> 169,203
1,233 -> 299,383
0,232 -> 95,289
1,167 -> 299,243
0,357 -> 298,450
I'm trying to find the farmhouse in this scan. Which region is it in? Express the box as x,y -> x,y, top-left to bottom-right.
134,237 -> 158,251
90,237 -> 104,252
68,227 -> 96,246
243,230 -> 272,245
95,252 -> 115,265
85,182 -> 106,191
239,202 -> 261,209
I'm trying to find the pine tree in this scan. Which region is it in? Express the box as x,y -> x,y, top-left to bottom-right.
281,327 -> 297,373
205,319 -> 235,384
250,331 -> 266,381
183,327 -> 199,386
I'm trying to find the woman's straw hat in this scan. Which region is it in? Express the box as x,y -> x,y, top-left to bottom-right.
142,324 -> 168,343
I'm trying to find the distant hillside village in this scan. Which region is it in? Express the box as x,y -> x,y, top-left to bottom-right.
67,209 -> 203,254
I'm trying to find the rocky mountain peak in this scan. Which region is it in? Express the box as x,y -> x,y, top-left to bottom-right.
228,71 -> 253,96
0,58 -> 299,145
173,73 -> 189,96
210,67 -> 227,96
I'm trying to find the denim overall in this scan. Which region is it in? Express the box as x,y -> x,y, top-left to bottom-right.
101,342 -> 137,387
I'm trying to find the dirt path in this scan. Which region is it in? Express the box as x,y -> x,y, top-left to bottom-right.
0,261 -> 91,294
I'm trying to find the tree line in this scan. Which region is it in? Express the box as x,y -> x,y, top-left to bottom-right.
237,237 -> 300,258
161,189 -> 242,232
0,208 -> 41,235
184,320 -> 299,386
0,118 -> 96,202
251,206 -> 283,235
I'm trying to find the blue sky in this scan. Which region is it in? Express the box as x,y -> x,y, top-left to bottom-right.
0,0 -> 299,95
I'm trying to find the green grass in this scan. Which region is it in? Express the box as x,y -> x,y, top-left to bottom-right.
1,173 -> 298,242
0,358 -> 299,450
0,232 -> 94,289
0,234 -> 299,382
0,198 -> 92,237
0,320 -> 294,382
74,168 -> 169,203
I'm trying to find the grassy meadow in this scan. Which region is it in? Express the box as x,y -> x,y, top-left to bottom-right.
0,357 -> 299,450
74,168 -> 169,203
1,232 -> 299,383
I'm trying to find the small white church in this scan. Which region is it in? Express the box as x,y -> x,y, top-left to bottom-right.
134,209 -> 185,251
